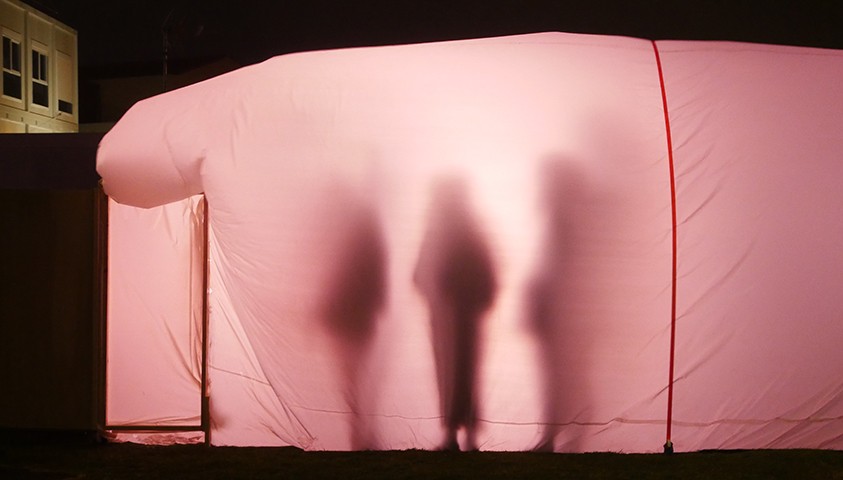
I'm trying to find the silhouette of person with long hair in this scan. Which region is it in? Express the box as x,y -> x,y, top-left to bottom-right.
320,188 -> 387,450
414,177 -> 497,451
527,158 -> 588,451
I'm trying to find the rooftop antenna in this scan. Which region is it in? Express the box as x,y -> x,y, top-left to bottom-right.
161,2 -> 204,92
161,7 -> 175,92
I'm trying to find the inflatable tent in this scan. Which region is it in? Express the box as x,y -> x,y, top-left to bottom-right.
96,32 -> 843,452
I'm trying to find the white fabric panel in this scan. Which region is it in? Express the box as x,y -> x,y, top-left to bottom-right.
106,197 -> 205,426
659,41 -> 843,450
99,32 -> 675,451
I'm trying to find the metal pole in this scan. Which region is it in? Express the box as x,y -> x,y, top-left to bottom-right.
200,196 -> 211,446
94,182 -> 109,441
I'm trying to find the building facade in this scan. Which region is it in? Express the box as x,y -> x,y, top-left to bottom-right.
1,0 -> 77,133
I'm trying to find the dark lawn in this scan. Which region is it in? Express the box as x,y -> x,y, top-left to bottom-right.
3,442 -> 843,479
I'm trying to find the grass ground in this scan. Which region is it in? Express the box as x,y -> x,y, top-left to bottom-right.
3,443 -> 843,479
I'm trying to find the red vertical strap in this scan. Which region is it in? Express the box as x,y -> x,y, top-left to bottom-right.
652,40 -> 679,453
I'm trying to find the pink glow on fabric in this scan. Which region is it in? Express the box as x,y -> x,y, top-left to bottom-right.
106,197 -> 205,427
659,41 -> 843,450
98,32 -> 843,452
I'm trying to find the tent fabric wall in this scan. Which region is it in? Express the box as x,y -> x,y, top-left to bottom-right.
106,197 -> 205,428
658,41 -> 843,450
97,32 -> 843,452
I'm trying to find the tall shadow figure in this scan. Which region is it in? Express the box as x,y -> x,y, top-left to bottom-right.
320,189 -> 388,450
527,158 -> 589,452
413,177 -> 497,451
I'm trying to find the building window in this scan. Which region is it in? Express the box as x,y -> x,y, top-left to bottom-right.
31,49 -> 48,107
2,35 -> 22,100
57,51 -> 73,114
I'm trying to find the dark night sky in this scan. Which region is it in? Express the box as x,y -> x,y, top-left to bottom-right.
29,0 -> 843,69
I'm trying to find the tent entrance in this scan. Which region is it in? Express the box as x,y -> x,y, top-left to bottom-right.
103,195 -> 210,444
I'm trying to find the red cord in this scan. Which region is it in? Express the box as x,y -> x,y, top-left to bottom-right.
651,40 -> 678,450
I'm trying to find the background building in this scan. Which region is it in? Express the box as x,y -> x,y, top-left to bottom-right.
1,0 -> 77,133
79,56 -> 239,133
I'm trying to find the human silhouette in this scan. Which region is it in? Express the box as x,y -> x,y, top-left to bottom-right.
319,190 -> 387,450
527,158 -> 588,452
413,177 -> 497,451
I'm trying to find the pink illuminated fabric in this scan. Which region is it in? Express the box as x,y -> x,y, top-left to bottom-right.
106,197 -> 205,427
98,32 -> 843,452
658,41 -> 843,450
